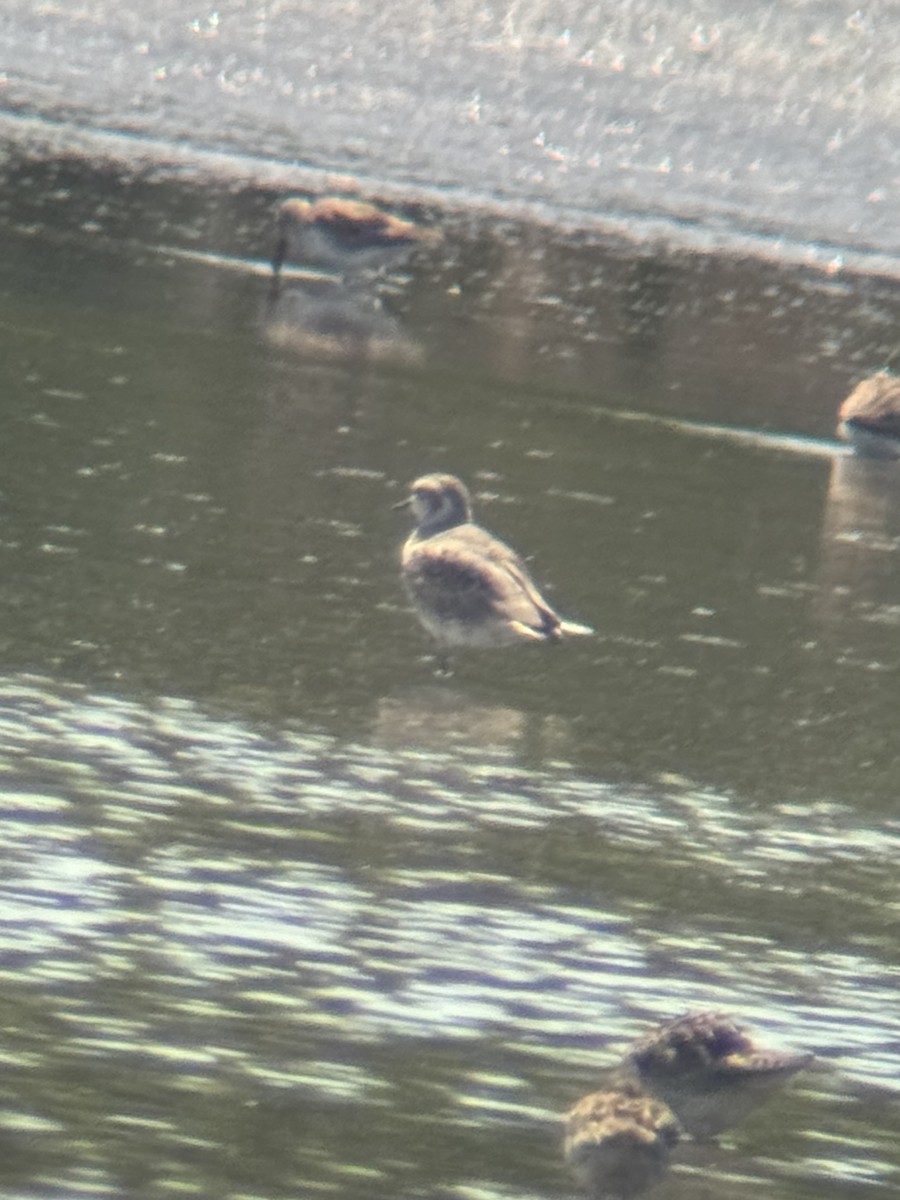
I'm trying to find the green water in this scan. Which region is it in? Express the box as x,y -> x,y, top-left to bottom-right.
0,152 -> 897,1200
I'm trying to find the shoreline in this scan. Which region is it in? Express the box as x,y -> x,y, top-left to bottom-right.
1,109 -> 899,282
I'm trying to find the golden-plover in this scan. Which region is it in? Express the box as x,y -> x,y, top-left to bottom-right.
619,1011 -> 813,1139
396,473 -> 593,664
564,1078 -> 681,1200
272,196 -> 437,282
837,370 -> 900,459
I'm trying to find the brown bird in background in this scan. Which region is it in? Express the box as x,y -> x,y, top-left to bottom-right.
618,1011 -> 814,1139
564,1077 -> 681,1200
837,370 -> 900,459
272,196 -> 438,282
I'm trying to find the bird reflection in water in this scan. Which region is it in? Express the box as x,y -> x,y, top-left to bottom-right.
814,445 -> 900,637
264,285 -> 424,367
371,684 -> 580,763
813,372 -> 900,635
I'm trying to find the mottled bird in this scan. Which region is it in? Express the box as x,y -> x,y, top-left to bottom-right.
837,370 -> 900,459
396,473 -> 593,665
564,1078 -> 681,1200
620,1011 -> 813,1139
272,196 -> 437,282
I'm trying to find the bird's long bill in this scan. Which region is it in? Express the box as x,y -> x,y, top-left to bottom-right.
391,496 -> 413,510
721,1051 -> 814,1078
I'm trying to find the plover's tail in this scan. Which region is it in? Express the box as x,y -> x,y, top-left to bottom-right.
560,618 -> 594,637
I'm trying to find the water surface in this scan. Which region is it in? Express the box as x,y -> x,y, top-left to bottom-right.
0,152 -> 898,1200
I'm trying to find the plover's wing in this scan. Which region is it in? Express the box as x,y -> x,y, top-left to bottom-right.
458,526 -> 590,636
404,537 -> 561,638
328,206 -> 421,248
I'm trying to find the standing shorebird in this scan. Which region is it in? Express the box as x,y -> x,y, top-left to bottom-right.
564,1078 -> 681,1200
619,1011 -> 814,1139
395,473 -> 593,667
271,196 -> 437,283
837,370 -> 900,459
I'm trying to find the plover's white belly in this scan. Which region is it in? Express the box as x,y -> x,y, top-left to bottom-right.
412,606 -> 529,648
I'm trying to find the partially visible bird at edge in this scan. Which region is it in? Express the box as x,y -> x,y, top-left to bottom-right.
837,369 -> 900,460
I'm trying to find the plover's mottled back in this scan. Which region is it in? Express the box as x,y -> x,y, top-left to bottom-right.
272,196 -> 437,281
838,370 -> 900,459
620,1011 -> 813,1138
396,473 -> 593,662
564,1077 -> 680,1200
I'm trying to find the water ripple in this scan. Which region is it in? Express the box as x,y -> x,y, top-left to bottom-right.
0,674 -> 896,1196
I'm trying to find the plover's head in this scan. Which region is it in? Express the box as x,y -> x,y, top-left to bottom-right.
399,473 -> 473,536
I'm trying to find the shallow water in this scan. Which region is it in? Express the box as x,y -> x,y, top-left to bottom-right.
0,151 -> 898,1200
